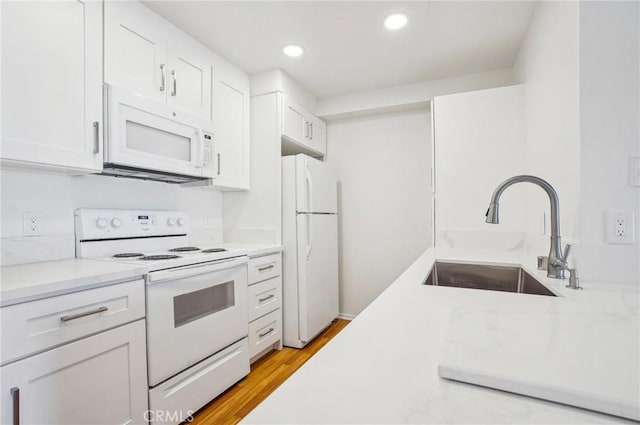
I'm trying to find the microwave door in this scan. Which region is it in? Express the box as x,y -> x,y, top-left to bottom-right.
106,86 -> 208,178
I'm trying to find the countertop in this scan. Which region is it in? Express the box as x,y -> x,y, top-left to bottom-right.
243,247 -> 639,424
221,243 -> 283,258
0,259 -> 147,307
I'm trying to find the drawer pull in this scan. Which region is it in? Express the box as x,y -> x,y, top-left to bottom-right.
60,306 -> 108,322
257,264 -> 275,272
258,328 -> 275,339
10,387 -> 19,425
258,294 -> 275,303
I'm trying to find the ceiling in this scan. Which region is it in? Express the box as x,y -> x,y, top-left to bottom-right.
144,1 -> 536,99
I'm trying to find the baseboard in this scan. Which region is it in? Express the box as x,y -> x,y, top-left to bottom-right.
337,313 -> 356,321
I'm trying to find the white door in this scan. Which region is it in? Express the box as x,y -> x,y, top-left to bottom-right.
146,259 -> 248,386
104,1 -> 168,103
1,0 -> 103,172
296,155 -> 338,213
0,321 -> 148,425
282,97 -> 306,145
213,62 -> 250,189
166,42 -> 212,121
296,213 -> 339,342
307,115 -> 327,155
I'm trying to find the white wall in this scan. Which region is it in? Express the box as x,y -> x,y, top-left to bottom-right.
578,0 -> 640,283
326,109 -> 431,316
512,0 -> 639,283
513,0 -> 581,256
318,68 -> 514,120
1,168 -> 223,265
433,85 -> 528,250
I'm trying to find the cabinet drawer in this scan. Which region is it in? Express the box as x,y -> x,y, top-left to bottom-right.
149,338 -> 249,425
248,309 -> 281,358
1,279 -> 145,365
248,253 -> 281,285
247,277 -> 281,322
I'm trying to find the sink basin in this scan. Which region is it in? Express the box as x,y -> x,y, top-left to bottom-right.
423,262 -> 556,296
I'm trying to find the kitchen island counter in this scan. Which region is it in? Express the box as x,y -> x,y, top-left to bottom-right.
242,248 -> 639,424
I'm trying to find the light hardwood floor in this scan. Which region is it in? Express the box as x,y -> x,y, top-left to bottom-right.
190,319 -> 350,425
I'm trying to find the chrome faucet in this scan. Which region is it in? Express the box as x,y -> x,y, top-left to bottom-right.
485,175 -> 571,279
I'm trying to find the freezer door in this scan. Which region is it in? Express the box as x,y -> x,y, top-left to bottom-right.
296,213 -> 339,342
296,155 -> 337,213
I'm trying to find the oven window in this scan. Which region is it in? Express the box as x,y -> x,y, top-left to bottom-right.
173,281 -> 235,328
126,120 -> 192,161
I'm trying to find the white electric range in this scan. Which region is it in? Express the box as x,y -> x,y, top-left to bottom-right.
75,208 -> 250,425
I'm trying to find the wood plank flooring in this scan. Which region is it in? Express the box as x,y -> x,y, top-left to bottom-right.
190,319 -> 350,425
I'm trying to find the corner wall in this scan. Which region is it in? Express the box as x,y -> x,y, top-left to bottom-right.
578,0 -> 640,283
326,109 -> 431,316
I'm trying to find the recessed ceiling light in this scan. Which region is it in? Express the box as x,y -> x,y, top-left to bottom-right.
283,44 -> 304,57
384,13 -> 408,30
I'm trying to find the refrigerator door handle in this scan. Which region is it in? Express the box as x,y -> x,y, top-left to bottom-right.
306,214 -> 313,259
305,166 -> 313,212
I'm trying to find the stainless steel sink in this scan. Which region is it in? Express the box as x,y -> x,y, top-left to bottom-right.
423,262 -> 556,296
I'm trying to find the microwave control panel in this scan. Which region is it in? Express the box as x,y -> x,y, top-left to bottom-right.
202,132 -> 215,170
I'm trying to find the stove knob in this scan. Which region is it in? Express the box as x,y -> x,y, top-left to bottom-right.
177,218 -> 185,226
96,218 -> 108,228
167,218 -> 176,226
111,218 -> 122,228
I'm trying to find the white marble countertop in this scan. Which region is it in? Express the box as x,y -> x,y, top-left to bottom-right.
221,243 -> 283,258
0,259 -> 148,307
243,247 -> 640,424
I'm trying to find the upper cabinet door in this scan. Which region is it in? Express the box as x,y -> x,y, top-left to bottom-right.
308,116 -> 327,156
104,1 -> 167,103
282,97 -> 306,145
0,0 -> 103,172
166,41 -> 212,121
213,60 -> 250,190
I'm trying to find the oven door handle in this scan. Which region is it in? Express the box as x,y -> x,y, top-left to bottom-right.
148,256 -> 248,285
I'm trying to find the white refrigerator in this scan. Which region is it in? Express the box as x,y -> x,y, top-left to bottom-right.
282,154 -> 339,348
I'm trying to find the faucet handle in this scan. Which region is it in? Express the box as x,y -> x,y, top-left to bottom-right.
562,244 -> 572,265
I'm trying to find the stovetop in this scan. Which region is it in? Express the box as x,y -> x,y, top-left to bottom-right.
97,246 -> 246,272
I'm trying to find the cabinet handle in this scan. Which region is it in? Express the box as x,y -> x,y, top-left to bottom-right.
310,123 -> 313,140
60,306 -> 108,322
92,121 -> 99,154
258,328 -> 275,338
171,70 -> 177,96
304,121 -> 309,138
217,153 -> 221,176
10,387 -> 19,425
159,64 -> 166,92
258,264 -> 274,272
258,294 -> 275,303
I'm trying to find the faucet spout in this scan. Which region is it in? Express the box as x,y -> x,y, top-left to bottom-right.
485,175 -> 568,279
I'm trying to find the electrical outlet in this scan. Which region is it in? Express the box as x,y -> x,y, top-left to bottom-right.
605,210 -> 635,245
23,212 -> 43,236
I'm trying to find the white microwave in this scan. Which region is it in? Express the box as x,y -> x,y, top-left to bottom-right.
103,85 -> 217,183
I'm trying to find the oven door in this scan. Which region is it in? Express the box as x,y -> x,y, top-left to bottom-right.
146,257 -> 248,386
106,85 -> 216,178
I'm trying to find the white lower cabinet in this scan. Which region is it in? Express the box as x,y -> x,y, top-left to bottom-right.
0,320 -> 148,425
247,253 -> 283,362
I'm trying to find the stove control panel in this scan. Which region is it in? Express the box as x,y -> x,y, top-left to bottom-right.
75,209 -> 189,240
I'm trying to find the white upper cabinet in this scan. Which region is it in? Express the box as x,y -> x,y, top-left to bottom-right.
104,1 -> 212,121
212,59 -> 251,190
166,39 -> 213,121
281,96 -> 327,157
104,1 -> 167,103
282,98 -> 307,144
0,0 -> 103,172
